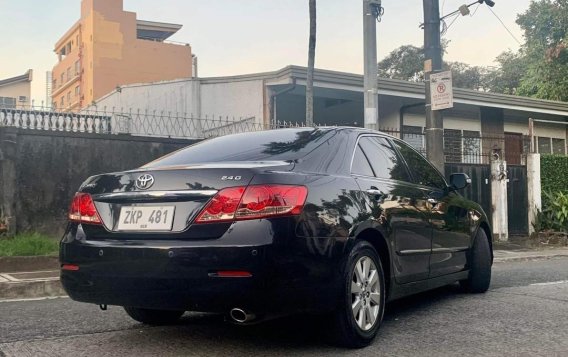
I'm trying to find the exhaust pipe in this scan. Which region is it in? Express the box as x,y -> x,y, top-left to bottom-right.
229,308 -> 256,323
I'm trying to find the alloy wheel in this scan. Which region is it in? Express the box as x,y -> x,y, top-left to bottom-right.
350,255 -> 381,331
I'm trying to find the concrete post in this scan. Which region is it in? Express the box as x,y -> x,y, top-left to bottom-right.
363,0 -> 380,130
491,159 -> 508,241
0,128 -> 18,236
527,153 -> 542,236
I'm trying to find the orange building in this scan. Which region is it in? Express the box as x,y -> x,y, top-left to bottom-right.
51,0 -> 192,111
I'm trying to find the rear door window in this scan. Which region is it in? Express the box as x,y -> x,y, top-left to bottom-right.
351,144 -> 375,177
393,140 -> 447,189
357,136 -> 411,182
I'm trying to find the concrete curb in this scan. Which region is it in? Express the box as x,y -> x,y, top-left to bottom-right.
0,256 -> 59,273
0,279 -> 66,301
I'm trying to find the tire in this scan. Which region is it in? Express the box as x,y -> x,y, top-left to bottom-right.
331,240 -> 386,348
460,228 -> 492,293
124,307 -> 184,325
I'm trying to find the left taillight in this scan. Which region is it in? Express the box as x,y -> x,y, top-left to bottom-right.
68,192 -> 102,225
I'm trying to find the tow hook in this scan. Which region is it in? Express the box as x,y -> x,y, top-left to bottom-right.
99,304 -> 107,311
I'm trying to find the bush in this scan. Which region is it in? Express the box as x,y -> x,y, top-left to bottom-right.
536,155 -> 568,233
541,155 -> 568,194
0,233 -> 59,257
535,191 -> 568,233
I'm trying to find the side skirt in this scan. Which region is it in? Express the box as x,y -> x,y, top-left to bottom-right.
386,270 -> 469,302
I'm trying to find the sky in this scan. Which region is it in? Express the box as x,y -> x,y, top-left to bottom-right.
0,0 -> 532,104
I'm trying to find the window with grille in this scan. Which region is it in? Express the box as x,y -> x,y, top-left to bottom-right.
0,97 -> 16,108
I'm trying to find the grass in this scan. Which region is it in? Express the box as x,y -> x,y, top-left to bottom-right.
0,233 -> 59,257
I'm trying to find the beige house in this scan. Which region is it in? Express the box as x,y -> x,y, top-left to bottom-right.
0,70 -> 33,109
51,0 -> 193,111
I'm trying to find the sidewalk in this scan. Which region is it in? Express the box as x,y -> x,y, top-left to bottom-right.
493,246 -> 568,263
1,247 -> 568,301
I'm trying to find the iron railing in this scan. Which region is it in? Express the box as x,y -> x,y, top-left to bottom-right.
1,105 -> 535,165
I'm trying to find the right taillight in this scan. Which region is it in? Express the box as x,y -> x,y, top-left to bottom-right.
68,192 -> 102,225
195,185 -> 307,224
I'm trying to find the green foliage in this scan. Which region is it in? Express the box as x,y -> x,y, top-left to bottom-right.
538,191 -> 568,232
378,45 -> 487,91
515,0 -> 568,101
445,61 -> 487,91
0,233 -> 59,257
485,50 -> 527,95
536,155 -> 568,232
378,44 -> 425,82
540,155 -> 568,193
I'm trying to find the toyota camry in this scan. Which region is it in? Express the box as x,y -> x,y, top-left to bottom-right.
60,127 -> 493,347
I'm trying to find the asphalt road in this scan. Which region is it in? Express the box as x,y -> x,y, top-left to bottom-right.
1,258 -> 567,357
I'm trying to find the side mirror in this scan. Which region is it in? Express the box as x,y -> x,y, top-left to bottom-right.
449,173 -> 471,191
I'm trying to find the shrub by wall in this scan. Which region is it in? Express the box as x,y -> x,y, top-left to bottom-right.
540,154 -> 568,194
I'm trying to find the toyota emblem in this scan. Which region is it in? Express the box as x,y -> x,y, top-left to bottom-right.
135,174 -> 155,190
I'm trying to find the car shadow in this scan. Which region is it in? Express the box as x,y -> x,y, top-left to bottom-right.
135,283 -> 466,350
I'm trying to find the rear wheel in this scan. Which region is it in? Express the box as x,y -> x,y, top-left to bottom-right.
124,307 -> 184,325
331,240 -> 385,348
460,229 -> 492,293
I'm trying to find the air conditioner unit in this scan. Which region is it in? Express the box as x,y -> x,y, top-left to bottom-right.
18,96 -> 27,102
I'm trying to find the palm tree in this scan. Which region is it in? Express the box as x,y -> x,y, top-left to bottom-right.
306,0 -> 316,126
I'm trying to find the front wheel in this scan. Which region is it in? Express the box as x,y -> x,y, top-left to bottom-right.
331,240 -> 385,348
124,307 -> 184,325
460,229 -> 492,293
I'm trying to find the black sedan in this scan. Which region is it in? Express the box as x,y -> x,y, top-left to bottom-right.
60,127 -> 492,348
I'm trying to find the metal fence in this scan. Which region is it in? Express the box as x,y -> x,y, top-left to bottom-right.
1,105 -> 533,165
380,127 -> 531,165
0,105 -> 286,139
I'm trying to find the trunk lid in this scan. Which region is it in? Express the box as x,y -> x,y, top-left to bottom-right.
78,161 -> 293,235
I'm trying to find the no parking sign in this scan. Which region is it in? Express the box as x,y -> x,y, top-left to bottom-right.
430,70 -> 454,111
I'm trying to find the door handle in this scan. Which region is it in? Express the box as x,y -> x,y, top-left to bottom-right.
366,188 -> 386,203
427,198 -> 439,206
367,189 -> 383,196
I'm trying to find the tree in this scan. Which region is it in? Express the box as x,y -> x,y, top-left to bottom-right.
306,0 -> 316,126
444,61 -> 487,91
485,50 -> 527,95
515,0 -> 568,101
378,44 -> 487,90
378,45 -> 425,82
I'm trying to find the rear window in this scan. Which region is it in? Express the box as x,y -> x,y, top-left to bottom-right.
143,129 -> 332,168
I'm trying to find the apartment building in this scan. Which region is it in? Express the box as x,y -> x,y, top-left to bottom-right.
51,0 -> 192,111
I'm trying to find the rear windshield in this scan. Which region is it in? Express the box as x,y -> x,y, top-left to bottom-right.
143,128 -> 333,168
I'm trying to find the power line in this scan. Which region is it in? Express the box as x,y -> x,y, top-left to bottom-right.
444,13 -> 461,33
487,6 -> 522,46
470,3 -> 481,17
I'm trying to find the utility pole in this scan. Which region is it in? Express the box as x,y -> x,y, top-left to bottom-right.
422,0 -> 445,174
306,0 -> 316,127
363,0 -> 381,130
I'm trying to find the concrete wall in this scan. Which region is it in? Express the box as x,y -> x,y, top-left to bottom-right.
91,78 -> 265,130
0,127 -> 196,236
92,79 -> 198,115
201,80 -> 266,125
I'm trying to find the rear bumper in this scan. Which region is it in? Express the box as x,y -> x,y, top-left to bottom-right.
61,244 -> 270,312
60,223 -> 340,313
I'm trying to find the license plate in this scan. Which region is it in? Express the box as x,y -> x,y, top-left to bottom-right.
117,206 -> 175,231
